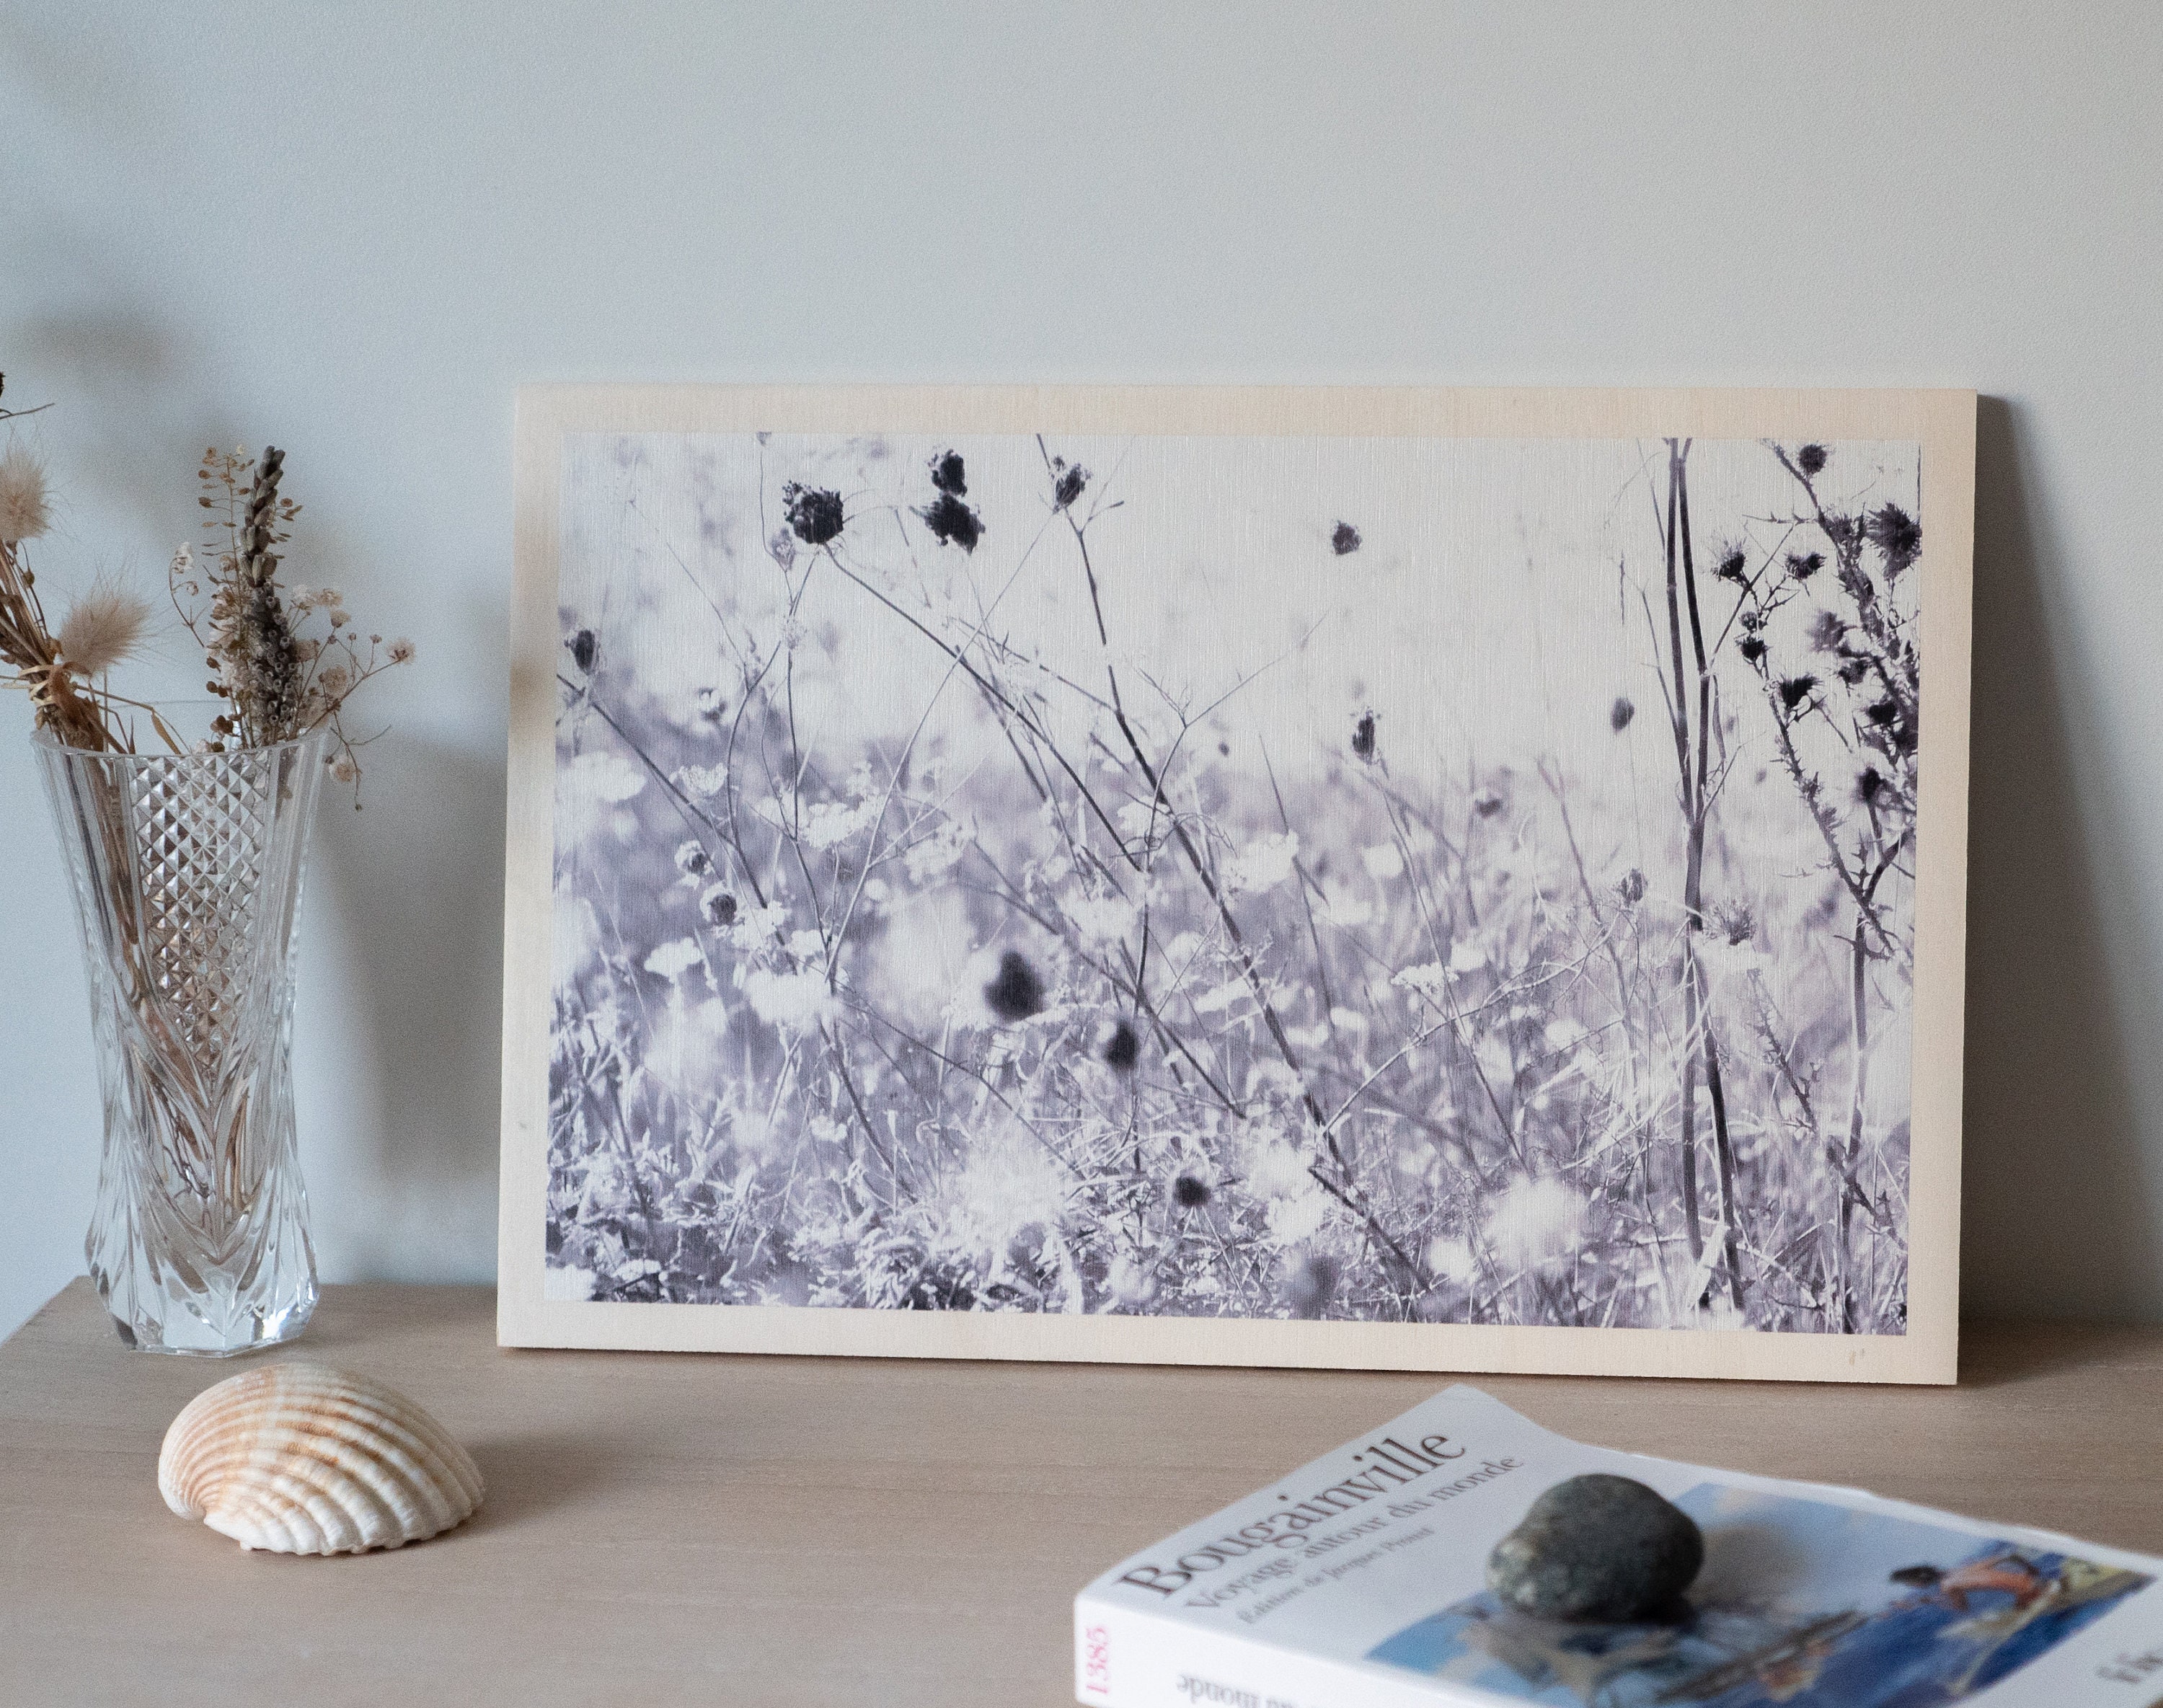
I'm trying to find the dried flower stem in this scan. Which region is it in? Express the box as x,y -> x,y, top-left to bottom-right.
175,443 -> 414,797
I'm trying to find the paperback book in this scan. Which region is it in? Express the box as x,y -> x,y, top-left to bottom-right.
1075,1388 -> 2163,1708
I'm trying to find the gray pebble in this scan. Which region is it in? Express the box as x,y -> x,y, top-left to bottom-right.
1486,1473 -> 1704,1622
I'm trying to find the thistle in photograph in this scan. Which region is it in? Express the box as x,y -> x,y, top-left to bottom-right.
1724,438 -> 1926,1331
544,427 -> 1923,1337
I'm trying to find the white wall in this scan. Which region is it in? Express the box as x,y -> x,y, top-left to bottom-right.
4,1 -> 2160,1340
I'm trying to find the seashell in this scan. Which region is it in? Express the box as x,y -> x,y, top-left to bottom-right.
159,1361 -> 485,1555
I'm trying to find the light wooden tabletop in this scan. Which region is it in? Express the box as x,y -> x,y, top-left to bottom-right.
1,1282 -> 2157,1707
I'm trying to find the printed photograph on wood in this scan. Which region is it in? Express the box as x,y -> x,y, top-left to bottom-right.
546,430 -> 1922,1335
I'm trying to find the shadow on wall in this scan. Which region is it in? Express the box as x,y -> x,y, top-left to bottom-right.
313,735 -> 505,1281
10,311 -> 228,558
1962,397 -> 2159,1320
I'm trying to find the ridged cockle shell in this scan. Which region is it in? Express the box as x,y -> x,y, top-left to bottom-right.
159,1361 -> 485,1554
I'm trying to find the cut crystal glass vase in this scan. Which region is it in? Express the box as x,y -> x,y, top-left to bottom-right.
35,727 -> 327,1355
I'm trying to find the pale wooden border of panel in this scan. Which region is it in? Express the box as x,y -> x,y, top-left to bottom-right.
500,385 -> 1974,1383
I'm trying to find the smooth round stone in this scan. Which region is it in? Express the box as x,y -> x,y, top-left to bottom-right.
1485,1474 -> 1704,1622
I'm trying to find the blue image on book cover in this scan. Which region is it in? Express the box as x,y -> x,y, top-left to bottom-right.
1366,1484 -> 2148,1708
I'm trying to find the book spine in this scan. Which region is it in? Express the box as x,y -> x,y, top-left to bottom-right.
1074,1592 -> 1461,1708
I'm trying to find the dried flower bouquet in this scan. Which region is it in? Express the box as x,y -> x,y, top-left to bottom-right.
3,378 -> 412,1353
1,396 -> 411,781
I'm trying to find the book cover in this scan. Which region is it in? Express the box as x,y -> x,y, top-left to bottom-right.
1075,1388 -> 2163,1708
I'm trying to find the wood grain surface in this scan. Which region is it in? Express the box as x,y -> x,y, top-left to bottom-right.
1,1280 -> 2151,1707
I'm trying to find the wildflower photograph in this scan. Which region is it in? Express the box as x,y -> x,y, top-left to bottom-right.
540,421 -> 1928,1338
